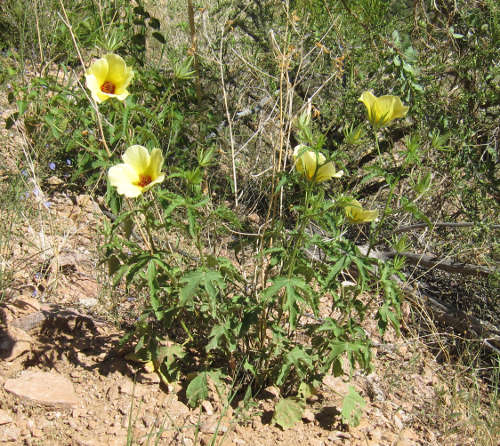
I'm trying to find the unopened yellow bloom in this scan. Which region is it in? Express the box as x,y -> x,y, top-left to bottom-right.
359,91 -> 408,129
344,200 -> 379,224
108,145 -> 165,198
85,54 -> 134,103
293,144 -> 343,183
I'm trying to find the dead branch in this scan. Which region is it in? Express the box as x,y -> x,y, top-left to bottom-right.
394,222 -> 500,234
379,250 -> 497,276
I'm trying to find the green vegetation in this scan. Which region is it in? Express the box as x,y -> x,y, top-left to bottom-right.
1,0 -> 498,441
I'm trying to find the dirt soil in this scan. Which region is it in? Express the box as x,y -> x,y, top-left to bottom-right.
0,91 -> 494,446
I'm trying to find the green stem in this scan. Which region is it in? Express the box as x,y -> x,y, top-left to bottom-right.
286,185 -> 313,278
367,175 -> 398,257
374,130 -> 381,158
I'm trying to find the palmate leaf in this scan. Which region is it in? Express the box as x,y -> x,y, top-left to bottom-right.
272,397 -> 306,429
179,269 -> 225,308
277,346 -> 316,386
186,370 -> 225,408
263,276 -> 313,329
341,385 -> 366,426
186,372 -> 208,407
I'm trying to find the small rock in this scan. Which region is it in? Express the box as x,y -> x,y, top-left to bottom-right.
47,176 -> 64,186
79,297 -> 98,307
322,375 -> 349,395
394,414 -> 404,430
396,428 -> 418,446
142,414 -> 155,428
0,326 -> 32,361
247,213 -> 260,225
200,415 -> 228,434
182,437 -> 194,446
119,380 -> 145,397
302,409 -> 315,423
106,384 -> 119,402
263,386 -> 280,400
0,424 -> 21,442
201,400 -> 214,415
369,428 -> 382,441
161,395 -> 190,416
11,296 -> 40,312
4,370 -> 78,408
31,428 -> 43,438
233,439 -> 245,445
0,410 -> 13,425
382,431 -> 397,443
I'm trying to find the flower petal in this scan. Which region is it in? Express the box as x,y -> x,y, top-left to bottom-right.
114,67 -> 134,93
388,96 -> 409,119
316,162 -> 336,182
122,145 -> 151,174
359,91 -> 376,123
344,200 -> 379,223
85,74 -> 104,103
105,54 -> 128,86
112,89 -> 130,101
147,148 -> 165,180
143,173 -> 165,192
86,58 -> 109,85
108,164 -> 142,197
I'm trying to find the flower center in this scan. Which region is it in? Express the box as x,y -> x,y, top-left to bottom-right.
100,81 -> 116,94
136,175 -> 152,188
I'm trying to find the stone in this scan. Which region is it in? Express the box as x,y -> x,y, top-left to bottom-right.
47,176 -> 64,186
200,415 -> 228,434
302,409 -> 315,423
11,296 -> 40,312
201,400 -> 214,415
322,375 -> 349,395
394,414 -> 404,430
4,370 -> 78,408
119,379 -> 146,397
79,297 -> 98,307
247,213 -> 260,225
0,424 -> 21,442
263,386 -> 280,400
161,395 -> 190,416
0,326 -> 32,361
142,414 -> 155,428
0,410 -> 12,425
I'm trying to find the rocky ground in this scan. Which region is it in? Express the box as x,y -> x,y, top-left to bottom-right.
0,89 -> 496,446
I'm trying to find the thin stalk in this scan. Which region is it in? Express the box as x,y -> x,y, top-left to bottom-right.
187,0 -> 202,101
366,130 -> 399,256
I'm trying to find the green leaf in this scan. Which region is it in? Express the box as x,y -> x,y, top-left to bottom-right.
16,100 -> 28,116
272,397 -> 306,429
179,269 -> 225,307
186,372 -> 209,407
262,276 -> 312,329
277,346 -> 315,385
341,386 -> 366,426
298,382 -> 316,400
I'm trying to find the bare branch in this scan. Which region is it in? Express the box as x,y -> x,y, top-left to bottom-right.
395,222 -> 500,234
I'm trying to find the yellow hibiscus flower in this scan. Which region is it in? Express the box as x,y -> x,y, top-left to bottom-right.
358,91 -> 408,129
108,145 -> 165,198
344,200 -> 379,224
85,54 -> 134,103
293,144 -> 343,183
